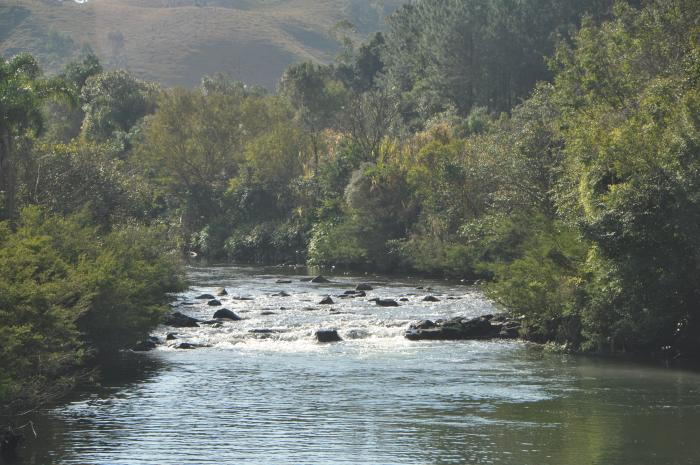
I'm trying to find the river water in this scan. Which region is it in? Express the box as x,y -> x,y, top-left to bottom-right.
17,265 -> 700,464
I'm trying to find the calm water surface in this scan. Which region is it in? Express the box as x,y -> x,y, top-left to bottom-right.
18,265 -> 700,464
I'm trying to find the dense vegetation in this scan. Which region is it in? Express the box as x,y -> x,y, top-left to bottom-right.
1,0 -> 698,412
0,54 -> 183,413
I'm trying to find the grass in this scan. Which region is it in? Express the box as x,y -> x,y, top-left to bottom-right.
0,0 -> 404,89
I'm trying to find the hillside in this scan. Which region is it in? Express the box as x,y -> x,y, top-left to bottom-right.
0,0 -> 405,88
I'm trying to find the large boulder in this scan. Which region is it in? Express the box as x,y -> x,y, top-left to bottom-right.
164,312 -> 200,328
213,308 -> 241,321
315,329 -> 342,343
405,316 -> 499,341
496,320 -> 522,339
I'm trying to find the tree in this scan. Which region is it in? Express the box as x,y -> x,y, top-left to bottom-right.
344,87 -> 399,159
279,62 -> 348,177
553,0 -> 700,354
80,69 -> 158,144
0,54 -> 72,220
382,0 -> 613,124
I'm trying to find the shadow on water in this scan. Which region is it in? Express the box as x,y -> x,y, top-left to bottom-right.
6,352 -> 169,465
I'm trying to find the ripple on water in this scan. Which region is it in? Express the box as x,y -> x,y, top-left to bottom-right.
25,266 -> 700,465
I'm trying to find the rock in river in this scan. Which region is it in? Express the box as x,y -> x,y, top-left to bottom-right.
213,308 -> 241,321
422,295 -> 440,302
132,336 -> 159,351
370,298 -> 399,307
176,342 -> 201,350
356,283 -> 373,291
316,329 -> 342,343
319,296 -> 334,305
196,293 -> 215,300
216,287 -> 228,296
311,275 -> 331,283
405,315 -> 521,341
207,299 -> 222,306
164,312 -> 199,328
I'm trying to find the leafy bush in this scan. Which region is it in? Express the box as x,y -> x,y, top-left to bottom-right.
0,207 -> 183,410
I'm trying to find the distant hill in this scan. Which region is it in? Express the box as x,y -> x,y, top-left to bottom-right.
0,0 -> 405,89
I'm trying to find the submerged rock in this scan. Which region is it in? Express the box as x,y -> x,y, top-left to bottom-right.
274,291 -> 291,297
315,329 -> 342,343
276,279 -> 293,284
233,296 -> 254,301
345,329 -> 370,339
164,312 -> 199,328
356,283 -> 373,291
249,329 -> 276,334
399,297 -> 409,302
213,308 -> 241,321
319,296 -> 334,305
166,332 -> 178,341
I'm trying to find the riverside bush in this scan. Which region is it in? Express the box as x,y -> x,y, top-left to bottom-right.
0,207 -> 183,411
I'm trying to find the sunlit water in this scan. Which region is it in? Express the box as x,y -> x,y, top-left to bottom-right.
19,265 -> 700,464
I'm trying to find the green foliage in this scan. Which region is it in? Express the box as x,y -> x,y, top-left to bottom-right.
307,214 -> 370,268
382,0 -> 612,125
0,207 -> 183,410
551,0 -> 700,354
485,215 -> 587,343
26,141 -> 146,227
80,69 -> 158,144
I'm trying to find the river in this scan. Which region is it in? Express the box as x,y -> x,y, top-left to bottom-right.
17,265 -> 700,464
